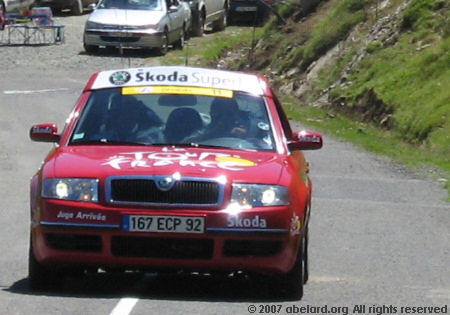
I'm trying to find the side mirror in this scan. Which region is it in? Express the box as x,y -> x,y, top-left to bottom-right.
288,130 -> 323,151
30,123 -> 60,143
88,3 -> 97,10
169,5 -> 179,12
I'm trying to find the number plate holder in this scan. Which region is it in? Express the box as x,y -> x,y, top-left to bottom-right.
123,215 -> 205,234
236,6 -> 258,12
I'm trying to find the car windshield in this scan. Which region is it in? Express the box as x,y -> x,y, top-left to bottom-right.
70,88 -> 276,151
97,0 -> 162,10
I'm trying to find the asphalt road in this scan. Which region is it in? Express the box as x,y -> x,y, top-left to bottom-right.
0,14 -> 449,315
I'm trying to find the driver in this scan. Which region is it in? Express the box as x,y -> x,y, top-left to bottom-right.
184,97 -> 247,142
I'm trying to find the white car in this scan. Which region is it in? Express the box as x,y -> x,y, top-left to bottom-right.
83,0 -> 191,55
1,0 -> 35,14
181,0 -> 227,37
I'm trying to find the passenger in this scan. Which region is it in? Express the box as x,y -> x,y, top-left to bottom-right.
92,94 -> 163,143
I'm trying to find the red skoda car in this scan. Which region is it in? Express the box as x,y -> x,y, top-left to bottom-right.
29,66 -> 322,299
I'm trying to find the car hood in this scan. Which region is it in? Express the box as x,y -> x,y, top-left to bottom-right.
46,146 -> 286,184
87,9 -> 165,26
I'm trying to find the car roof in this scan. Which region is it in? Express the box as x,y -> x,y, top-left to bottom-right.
86,66 -> 268,96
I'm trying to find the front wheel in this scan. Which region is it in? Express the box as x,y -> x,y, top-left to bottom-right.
213,7 -> 227,32
269,233 -> 306,300
72,0 -> 83,15
28,239 -> 64,291
84,43 -> 98,54
155,29 -> 168,56
174,25 -> 186,50
191,12 -> 204,37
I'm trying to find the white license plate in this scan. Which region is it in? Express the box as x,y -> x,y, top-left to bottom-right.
123,215 -> 205,234
236,6 -> 258,12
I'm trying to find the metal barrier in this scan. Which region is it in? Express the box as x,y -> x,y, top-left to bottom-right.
0,8 -> 65,46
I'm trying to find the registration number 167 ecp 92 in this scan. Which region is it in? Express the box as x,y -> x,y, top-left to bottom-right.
123,215 -> 205,234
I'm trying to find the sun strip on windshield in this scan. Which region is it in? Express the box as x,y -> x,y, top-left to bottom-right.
122,86 -> 234,98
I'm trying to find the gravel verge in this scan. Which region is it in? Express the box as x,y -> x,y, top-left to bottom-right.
0,13 -> 159,72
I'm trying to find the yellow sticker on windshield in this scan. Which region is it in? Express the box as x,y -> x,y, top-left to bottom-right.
122,86 -> 233,98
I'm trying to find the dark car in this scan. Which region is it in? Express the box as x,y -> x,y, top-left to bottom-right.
227,0 -> 273,25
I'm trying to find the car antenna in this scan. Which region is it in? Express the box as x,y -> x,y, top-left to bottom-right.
184,41 -> 190,66
247,0 -> 287,68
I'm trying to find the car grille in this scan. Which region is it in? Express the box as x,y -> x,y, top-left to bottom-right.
107,176 -> 223,206
100,36 -> 140,43
223,240 -> 282,257
111,236 -> 214,259
46,233 -> 102,252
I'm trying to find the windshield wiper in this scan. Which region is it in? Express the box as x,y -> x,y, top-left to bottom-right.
150,142 -> 231,149
70,139 -> 148,146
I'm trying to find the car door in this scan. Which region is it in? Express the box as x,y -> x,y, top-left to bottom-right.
205,0 -> 223,20
166,0 -> 183,41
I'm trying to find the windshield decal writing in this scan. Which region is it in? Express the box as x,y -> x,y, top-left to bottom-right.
102,149 -> 256,171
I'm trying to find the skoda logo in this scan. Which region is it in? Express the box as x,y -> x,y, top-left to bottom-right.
155,176 -> 176,191
109,71 -> 131,85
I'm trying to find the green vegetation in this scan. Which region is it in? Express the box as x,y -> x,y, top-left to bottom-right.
159,27 -> 265,67
273,0 -> 450,198
153,0 -> 450,199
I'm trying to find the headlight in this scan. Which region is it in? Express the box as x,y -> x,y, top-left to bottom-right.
231,184 -> 290,207
134,24 -> 158,30
42,178 -> 99,202
85,21 -> 103,29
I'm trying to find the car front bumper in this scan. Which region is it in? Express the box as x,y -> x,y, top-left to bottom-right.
31,199 -> 303,275
83,29 -> 165,49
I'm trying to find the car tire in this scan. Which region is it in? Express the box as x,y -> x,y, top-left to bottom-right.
213,6 -> 227,32
155,28 -> 168,56
84,44 -> 98,54
28,238 -> 64,291
269,233 -> 305,300
72,0 -> 83,15
0,2 -> 5,31
303,227 -> 309,284
174,25 -> 186,50
191,10 -> 204,37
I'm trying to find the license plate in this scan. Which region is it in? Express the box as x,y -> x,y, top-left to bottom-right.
236,6 -> 258,12
123,215 -> 205,234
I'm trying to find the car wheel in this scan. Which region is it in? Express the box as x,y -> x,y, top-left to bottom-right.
269,233 -> 305,300
0,2 -> 5,31
213,6 -> 227,32
28,235 -> 85,291
174,25 -> 186,50
84,43 -> 98,54
28,238 -> 64,291
303,227 -> 309,284
72,0 -> 83,15
155,28 -> 168,56
191,11 -> 204,37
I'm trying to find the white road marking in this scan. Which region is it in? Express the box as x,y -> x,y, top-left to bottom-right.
109,297 -> 139,315
3,88 -> 69,95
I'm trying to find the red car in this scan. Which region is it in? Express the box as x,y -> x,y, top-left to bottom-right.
29,66 -> 322,299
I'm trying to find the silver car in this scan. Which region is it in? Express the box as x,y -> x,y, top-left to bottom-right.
35,0 -> 98,16
83,0 -> 191,55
